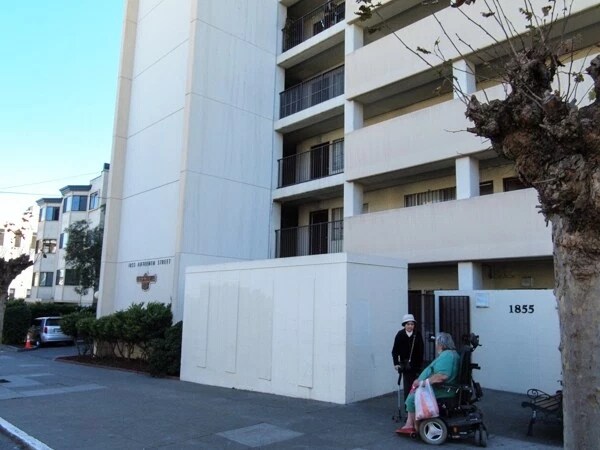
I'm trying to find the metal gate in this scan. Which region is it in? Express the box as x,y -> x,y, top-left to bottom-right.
408,291 -> 436,364
439,295 -> 471,347
408,293 -> 472,363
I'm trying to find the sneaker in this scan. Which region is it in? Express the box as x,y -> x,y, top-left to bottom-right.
396,426 -> 416,435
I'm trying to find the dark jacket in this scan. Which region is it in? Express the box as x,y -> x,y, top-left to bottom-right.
391,329 -> 424,382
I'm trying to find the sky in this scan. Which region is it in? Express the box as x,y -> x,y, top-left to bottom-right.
0,1 -> 124,223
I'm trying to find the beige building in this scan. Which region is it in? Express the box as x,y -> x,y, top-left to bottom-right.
30,164 -> 109,304
97,0 -> 599,399
100,0 -> 599,317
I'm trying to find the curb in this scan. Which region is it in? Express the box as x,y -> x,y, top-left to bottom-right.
0,417 -> 53,450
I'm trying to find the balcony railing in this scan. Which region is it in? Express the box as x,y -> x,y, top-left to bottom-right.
276,220 -> 343,258
278,140 -> 344,188
404,187 -> 456,208
280,65 -> 344,118
282,1 -> 345,52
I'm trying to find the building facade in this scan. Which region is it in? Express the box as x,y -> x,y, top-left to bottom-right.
1,207 -> 37,300
30,165 -> 109,304
100,0 -> 599,320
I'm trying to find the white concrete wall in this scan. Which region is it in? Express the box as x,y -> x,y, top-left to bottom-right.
344,189 -> 552,264
436,289 -> 561,394
181,253 -> 407,404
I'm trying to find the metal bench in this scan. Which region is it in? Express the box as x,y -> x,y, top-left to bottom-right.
521,389 -> 563,436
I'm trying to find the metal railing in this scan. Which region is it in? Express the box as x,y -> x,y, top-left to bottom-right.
275,220 -> 343,258
280,65 -> 344,118
404,187 -> 456,207
282,1 -> 345,52
278,140 -> 344,188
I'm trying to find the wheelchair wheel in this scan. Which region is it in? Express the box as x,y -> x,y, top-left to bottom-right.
475,424 -> 488,447
419,418 -> 448,445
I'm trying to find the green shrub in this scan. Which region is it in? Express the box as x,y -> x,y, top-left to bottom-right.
147,321 -> 183,377
60,310 -> 95,338
28,302 -> 81,319
2,300 -> 31,344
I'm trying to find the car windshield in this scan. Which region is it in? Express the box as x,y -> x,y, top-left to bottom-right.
46,318 -> 61,326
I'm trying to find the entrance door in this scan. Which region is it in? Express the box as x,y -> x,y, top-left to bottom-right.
309,209 -> 328,255
408,291 -> 436,364
406,292 -> 471,364
310,143 -> 329,180
439,295 -> 471,347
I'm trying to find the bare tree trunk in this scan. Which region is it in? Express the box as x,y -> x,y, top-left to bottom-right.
553,217 -> 600,449
0,293 -> 7,344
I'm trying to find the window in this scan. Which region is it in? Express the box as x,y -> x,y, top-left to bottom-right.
14,232 -> 22,248
42,239 -> 57,254
503,177 -> 526,192
56,269 -> 64,286
8,289 -> 15,300
26,289 -> 31,298
30,234 -> 37,249
63,195 -> 88,212
404,187 -> 456,207
59,232 -> 69,249
0,229 -> 4,246
331,207 -> 344,252
331,139 -> 344,174
35,272 -> 53,287
479,181 -> 494,196
64,269 -> 79,286
89,191 -> 100,210
39,206 -> 60,221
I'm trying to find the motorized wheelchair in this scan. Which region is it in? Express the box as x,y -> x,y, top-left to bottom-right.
418,333 -> 488,446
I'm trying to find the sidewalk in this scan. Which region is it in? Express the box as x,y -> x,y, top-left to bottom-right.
0,344 -> 562,449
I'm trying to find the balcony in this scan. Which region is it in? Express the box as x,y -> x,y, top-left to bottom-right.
282,1 -> 345,52
276,220 -> 343,257
280,65 -> 344,119
278,140 -> 344,188
344,189 -> 552,264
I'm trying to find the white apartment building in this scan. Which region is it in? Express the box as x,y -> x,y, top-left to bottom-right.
98,0 -> 599,399
30,165 -> 109,304
100,0 -> 600,317
1,207 -> 37,300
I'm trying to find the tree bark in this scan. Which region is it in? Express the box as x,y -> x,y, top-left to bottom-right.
465,53 -> 600,448
553,217 -> 600,449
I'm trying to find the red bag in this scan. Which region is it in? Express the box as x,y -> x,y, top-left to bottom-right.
415,379 -> 439,420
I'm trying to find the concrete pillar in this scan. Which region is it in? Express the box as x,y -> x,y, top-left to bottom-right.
345,24 -> 363,55
343,25 -> 365,220
458,262 -> 483,290
453,59 -> 476,100
344,100 -> 363,134
344,181 -> 364,218
456,156 -> 479,199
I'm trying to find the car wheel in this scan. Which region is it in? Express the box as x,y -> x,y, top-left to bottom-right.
419,418 -> 448,445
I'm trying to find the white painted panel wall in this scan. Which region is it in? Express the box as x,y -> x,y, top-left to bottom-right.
122,111 -> 183,197
113,260 -> 176,313
117,183 -> 179,261
133,0 -> 190,76
436,289 -> 561,394
181,253 -> 407,404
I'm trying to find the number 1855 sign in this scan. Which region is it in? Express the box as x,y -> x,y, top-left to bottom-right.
509,304 -> 535,314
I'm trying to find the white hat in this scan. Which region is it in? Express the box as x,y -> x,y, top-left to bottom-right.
402,314 -> 416,326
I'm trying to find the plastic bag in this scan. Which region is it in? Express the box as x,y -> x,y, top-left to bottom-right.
415,379 -> 439,420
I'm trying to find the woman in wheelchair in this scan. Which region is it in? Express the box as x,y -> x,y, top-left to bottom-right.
397,332 -> 460,434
